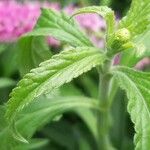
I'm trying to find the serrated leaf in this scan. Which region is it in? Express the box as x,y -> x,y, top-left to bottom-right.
72,6 -> 115,38
18,36 -> 52,76
25,8 -> 92,47
6,47 -> 106,123
119,0 -> 150,38
112,66 -> 150,150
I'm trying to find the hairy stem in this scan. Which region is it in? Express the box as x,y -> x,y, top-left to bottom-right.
97,60 -> 114,150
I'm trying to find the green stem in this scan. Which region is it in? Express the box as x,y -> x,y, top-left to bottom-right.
97,60 -> 113,150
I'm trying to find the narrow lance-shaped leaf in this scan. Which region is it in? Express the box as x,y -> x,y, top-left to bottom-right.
112,66 -> 150,150
24,8 -> 93,47
0,96 -> 100,149
71,6 -> 115,38
119,0 -> 150,38
6,47 -> 106,123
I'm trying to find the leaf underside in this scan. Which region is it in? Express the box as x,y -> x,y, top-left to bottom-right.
112,66 -> 150,150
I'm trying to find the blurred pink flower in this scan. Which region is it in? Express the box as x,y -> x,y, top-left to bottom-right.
64,4 -> 75,14
47,37 -> 60,48
44,2 -> 61,11
0,1 -> 39,42
76,14 -> 105,32
0,1 -> 60,47
0,1 -> 106,48
90,35 -> 105,48
113,54 -> 120,65
135,57 -> 150,69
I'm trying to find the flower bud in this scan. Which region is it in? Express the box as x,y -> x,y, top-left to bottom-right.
115,28 -> 131,42
108,28 -> 132,56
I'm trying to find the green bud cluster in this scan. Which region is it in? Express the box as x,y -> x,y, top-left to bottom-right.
107,28 -> 134,57
115,28 -> 131,42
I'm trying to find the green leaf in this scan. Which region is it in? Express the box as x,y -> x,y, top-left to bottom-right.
0,44 -> 18,76
0,105 -> 49,150
119,0 -> 150,38
78,75 -> 98,98
24,96 -> 100,144
0,44 -> 7,55
100,0 -> 111,6
1,95 -> 99,149
60,82 -> 99,141
112,66 -> 150,150
6,47 -> 106,123
120,43 -> 146,67
14,139 -> 49,150
133,28 -> 150,59
25,8 -> 92,47
42,120 -> 78,150
0,78 -> 16,89
60,83 -> 83,96
18,36 -> 52,76
72,6 -> 115,38
76,108 -> 98,140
